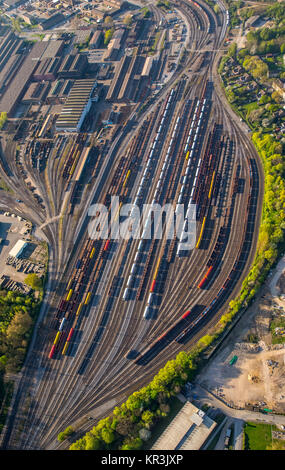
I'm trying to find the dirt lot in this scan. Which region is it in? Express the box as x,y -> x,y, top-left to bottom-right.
196,275 -> 285,413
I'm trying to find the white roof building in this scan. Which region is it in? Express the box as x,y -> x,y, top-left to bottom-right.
9,239 -> 27,258
152,401 -> 216,450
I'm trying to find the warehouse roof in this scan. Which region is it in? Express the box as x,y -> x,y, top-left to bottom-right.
39,13 -> 66,30
151,401 -> 216,450
22,81 -> 50,103
41,40 -> 64,58
3,0 -> 25,7
9,239 -> 27,258
0,56 -> 38,115
55,78 -> 96,130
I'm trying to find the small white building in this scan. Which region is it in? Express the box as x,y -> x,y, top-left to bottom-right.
9,239 -> 27,258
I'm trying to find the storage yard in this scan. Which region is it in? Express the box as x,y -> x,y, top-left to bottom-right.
0,212 -> 46,291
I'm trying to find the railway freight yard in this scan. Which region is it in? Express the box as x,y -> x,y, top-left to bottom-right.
0,0 -> 269,452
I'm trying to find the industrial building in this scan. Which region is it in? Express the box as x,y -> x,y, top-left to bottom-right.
106,55 -> 131,101
55,79 -> 97,132
0,43 -> 25,95
103,0 -> 123,8
41,40 -> 64,59
0,32 -> 22,71
33,57 -> 61,81
141,56 -> 154,77
58,54 -> 88,79
74,30 -> 92,46
46,79 -> 73,104
22,81 -> 50,105
0,31 -> 24,94
151,401 -> 216,450
9,240 -> 28,259
0,39 -> 64,116
125,18 -> 148,46
117,55 -> 145,102
3,0 -> 25,8
106,54 -> 148,102
89,31 -> 103,49
0,56 -> 38,117
38,13 -> 66,30
103,37 -> 121,61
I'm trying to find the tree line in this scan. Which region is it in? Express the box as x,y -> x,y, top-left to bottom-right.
0,290 -> 42,376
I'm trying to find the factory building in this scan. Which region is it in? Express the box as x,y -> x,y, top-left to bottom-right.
152,401 -> 216,450
89,31 -> 103,49
141,56 -> 154,77
22,81 -> 50,104
103,38 -> 121,61
117,55 -> 145,102
106,55 -> 147,103
0,33 -> 25,95
33,57 -> 61,81
0,39 -> 64,116
46,79 -> 73,104
58,54 -> 88,79
55,79 -> 97,132
38,13 -> 66,30
41,40 -> 64,59
106,55 -> 131,101
3,0 -> 26,8
0,56 -> 38,116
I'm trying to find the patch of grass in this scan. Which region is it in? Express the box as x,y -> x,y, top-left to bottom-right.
244,422 -> 272,450
151,31 -> 161,52
270,317 -> 285,344
243,101 -> 259,116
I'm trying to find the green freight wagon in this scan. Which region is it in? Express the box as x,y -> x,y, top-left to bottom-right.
229,355 -> 238,365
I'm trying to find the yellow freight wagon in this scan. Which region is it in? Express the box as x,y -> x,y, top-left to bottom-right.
53,331 -> 61,346
62,342 -> 69,355
66,289 -> 73,301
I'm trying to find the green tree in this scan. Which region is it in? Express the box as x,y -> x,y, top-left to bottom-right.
0,112 -> 7,130
85,435 -> 101,450
25,274 -> 42,290
228,42 -> 237,58
69,438 -> 86,450
57,426 -> 74,442
101,428 -> 115,444
121,437 -> 143,450
141,410 -> 154,426
104,28 -> 114,46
